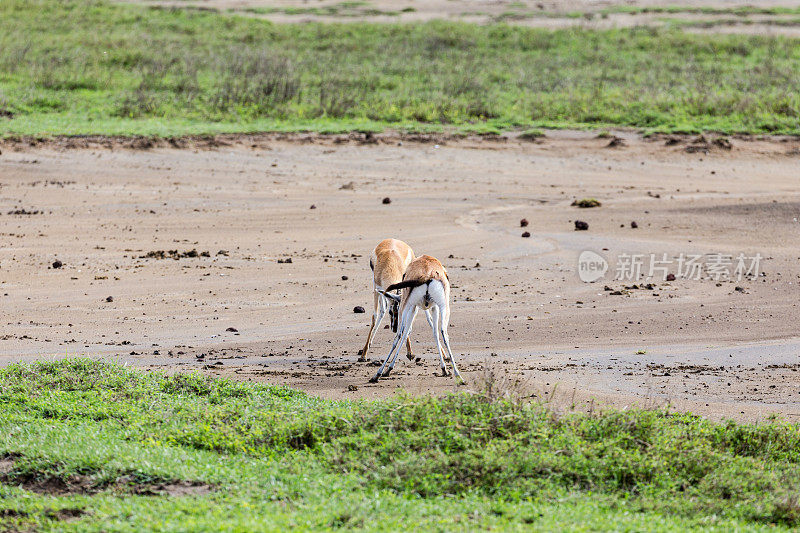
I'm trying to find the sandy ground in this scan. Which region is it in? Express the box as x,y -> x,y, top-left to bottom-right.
123,0 -> 800,36
1,130 -> 800,422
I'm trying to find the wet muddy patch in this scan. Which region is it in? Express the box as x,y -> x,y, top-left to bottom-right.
0,455 -> 213,497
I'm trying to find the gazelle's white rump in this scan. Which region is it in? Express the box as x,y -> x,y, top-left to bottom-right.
404,279 -> 446,311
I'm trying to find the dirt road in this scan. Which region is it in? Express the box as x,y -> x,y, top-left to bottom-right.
1,130 -> 799,421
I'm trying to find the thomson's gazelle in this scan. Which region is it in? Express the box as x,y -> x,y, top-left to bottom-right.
370,255 -> 464,384
358,238 -> 416,362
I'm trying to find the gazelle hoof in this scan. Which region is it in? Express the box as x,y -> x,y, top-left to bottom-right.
368,376 -> 379,383
455,376 -> 466,386
382,368 -> 392,377
440,369 -> 450,377
358,356 -> 366,362
406,353 -> 415,361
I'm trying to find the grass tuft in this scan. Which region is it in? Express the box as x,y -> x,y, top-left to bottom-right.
571,198 -> 602,208
518,128 -> 546,140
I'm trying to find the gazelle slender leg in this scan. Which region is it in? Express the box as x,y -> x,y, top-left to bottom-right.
405,310 -> 432,360
370,322 -> 405,383
387,308 -> 417,375
359,291 -> 386,361
429,306 -> 448,377
439,307 -> 465,385
370,305 -> 414,383
425,309 -> 434,329
426,309 -> 449,362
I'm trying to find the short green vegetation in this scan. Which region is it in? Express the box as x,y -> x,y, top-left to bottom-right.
1,359 -> 799,531
518,128 -> 546,140
1,0 -> 800,137
571,198 -> 602,208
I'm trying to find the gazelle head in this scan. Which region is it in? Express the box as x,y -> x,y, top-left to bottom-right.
384,290 -> 401,332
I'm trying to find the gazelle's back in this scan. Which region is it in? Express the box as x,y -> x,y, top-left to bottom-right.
403,255 -> 446,282
399,255 -> 449,297
372,238 -> 414,289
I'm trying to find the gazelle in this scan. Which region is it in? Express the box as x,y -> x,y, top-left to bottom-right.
358,238 -> 417,362
369,254 -> 464,385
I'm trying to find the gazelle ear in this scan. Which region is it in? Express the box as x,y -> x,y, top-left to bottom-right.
382,290 -> 401,303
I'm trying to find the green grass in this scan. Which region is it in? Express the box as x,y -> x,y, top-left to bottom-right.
1,1 -> 800,137
1,359 -> 800,531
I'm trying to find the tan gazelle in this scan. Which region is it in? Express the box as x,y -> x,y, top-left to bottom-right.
370,254 -> 463,385
359,238 -> 419,362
